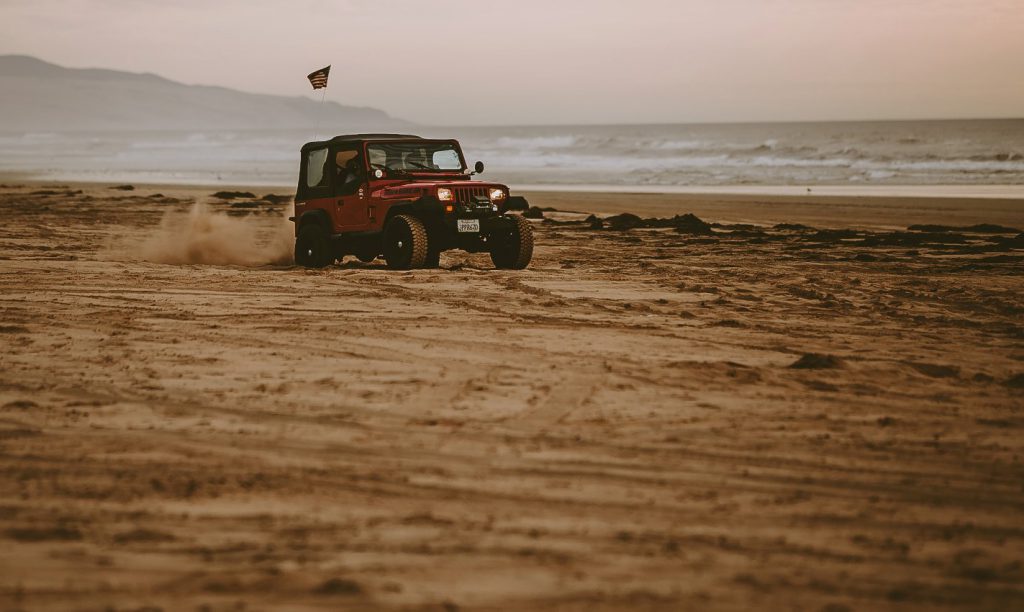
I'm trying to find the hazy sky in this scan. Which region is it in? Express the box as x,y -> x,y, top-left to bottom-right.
2,0 -> 1022,125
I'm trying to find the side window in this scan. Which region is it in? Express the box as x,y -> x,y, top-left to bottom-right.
334,147 -> 363,196
306,147 -> 328,188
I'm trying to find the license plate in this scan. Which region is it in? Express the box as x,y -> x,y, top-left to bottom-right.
457,219 -> 480,233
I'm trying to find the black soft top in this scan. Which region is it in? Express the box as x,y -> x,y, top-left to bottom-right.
300,134 -> 423,152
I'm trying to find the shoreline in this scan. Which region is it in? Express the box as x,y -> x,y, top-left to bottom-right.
3,171 -> 1023,200
0,178 -> 1021,230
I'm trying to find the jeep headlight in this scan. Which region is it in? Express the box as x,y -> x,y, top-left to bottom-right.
489,188 -> 506,202
437,188 -> 454,202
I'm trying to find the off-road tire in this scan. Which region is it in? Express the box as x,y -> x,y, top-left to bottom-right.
295,223 -> 332,268
490,215 -> 534,270
383,214 -> 429,270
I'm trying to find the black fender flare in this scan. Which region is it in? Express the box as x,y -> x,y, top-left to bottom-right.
505,196 -> 529,211
384,196 -> 445,226
295,208 -> 331,236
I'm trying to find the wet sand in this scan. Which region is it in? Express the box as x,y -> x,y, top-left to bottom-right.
522,189 -> 1024,230
1,183 -> 1022,611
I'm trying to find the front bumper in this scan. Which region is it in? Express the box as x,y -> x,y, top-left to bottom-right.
436,205 -> 517,253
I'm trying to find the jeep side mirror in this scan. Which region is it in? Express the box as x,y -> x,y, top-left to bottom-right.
474,161 -> 485,175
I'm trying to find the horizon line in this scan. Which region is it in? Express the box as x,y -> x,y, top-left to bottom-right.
1,116 -> 1021,135
5,53 -> 1022,130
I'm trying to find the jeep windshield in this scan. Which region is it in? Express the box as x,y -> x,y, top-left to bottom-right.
367,141 -> 465,174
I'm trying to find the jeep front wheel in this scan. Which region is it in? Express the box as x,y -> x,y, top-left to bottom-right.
295,223 -> 332,268
383,214 -> 429,270
490,215 -> 534,270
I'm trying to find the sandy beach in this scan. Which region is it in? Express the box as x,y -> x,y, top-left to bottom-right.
1,182 -> 1022,611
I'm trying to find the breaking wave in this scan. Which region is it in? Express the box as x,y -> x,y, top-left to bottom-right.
4,120 -> 1023,188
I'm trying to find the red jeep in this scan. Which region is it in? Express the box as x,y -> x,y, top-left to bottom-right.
292,133 -> 534,270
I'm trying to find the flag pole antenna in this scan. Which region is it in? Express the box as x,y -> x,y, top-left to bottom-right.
306,65 -> 331,141
314,87 -> 327,141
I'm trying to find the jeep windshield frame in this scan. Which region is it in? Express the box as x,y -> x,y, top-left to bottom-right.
365,139 -> 467,175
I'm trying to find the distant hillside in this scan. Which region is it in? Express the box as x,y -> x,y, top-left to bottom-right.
0,55 -> 409,131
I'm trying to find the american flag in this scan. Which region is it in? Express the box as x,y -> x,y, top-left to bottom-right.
307,65 -> 330,90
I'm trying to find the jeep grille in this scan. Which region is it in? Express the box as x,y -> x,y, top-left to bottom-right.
452,186 -> 489,204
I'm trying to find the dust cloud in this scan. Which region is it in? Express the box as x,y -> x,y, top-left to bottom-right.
135,203 -> 293,266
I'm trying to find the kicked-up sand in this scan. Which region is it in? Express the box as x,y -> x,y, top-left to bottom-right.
0,183 -> 1022,611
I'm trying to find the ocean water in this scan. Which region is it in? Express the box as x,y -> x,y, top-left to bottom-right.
1,120 -> 1022,194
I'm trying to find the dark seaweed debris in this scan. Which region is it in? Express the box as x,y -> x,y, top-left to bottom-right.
211,191 -> 256,200
790,353 -> 844,370
30,189 -> 82,196
605,213 -> 644,231
602,213 -> 714,234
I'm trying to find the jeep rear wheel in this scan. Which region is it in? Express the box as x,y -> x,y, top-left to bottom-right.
295,223 -> 332,268
490,215 -> 534,270
383,214 -> 429,270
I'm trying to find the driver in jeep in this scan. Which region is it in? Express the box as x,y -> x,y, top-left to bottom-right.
336,150 -> 363,194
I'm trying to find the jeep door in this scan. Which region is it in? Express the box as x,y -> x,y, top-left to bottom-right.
332,145 -> 370,231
